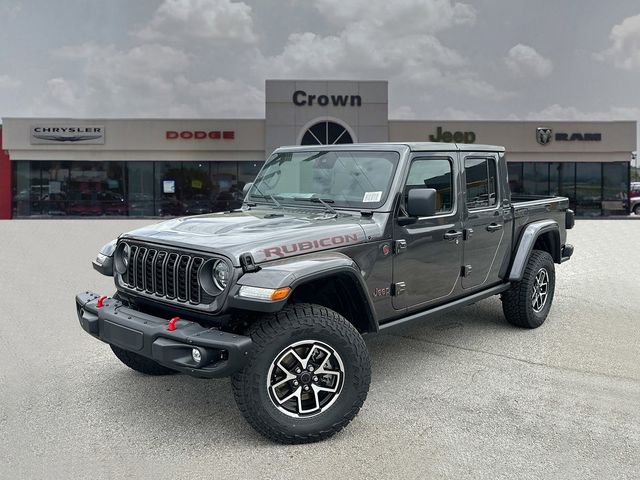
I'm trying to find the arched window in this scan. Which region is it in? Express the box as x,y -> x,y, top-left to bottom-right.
300,121 -> 354,145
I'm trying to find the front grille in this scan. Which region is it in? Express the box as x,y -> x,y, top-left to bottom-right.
123,243 -> 209,305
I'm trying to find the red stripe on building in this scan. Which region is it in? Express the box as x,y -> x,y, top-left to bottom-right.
0,128 -> 12,219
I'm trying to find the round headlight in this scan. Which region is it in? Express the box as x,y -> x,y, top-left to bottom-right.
114,243 -> 131,275
122,244 -> 130,268
213,260 -> 230,290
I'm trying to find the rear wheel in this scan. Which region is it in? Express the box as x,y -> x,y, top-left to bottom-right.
231,303 -> 371,444
501,249 -> 555,328
110,345 -> 177,375
633,204 -> 640,216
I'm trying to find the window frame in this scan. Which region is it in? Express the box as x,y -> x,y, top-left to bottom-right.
401,155 -> 457,220
464,155 -> 500,212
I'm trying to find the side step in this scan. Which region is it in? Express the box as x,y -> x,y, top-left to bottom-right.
379,283 -> 510,332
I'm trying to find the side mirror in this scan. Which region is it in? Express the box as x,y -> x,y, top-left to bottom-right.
406,188 -> 437,218
242,182 -> 253,196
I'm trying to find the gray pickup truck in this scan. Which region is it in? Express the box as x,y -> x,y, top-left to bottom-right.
77,143 -> 574,443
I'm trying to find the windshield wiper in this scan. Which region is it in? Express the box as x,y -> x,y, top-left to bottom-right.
293,195 -> 337,215
248,182 -> 282,208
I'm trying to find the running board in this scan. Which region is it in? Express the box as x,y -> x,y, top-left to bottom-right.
378,283 -> 511,332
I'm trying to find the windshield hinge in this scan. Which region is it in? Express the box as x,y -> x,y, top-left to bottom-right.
240,252 -> 260,273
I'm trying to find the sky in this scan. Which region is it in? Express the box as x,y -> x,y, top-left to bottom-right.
0,0 -> 639,137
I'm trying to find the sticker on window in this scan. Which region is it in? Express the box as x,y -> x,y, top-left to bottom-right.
362,191 -> 382,202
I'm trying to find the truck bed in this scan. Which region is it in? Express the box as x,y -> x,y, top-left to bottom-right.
510,194 -> 571,248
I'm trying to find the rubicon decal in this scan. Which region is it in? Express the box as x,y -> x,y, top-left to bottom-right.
262,234 -> 359,258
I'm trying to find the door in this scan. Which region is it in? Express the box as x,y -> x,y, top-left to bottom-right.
461,154 -> 505,289
392,154 -> 463,310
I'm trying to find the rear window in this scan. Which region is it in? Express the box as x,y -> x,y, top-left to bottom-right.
465,158 -> 498,209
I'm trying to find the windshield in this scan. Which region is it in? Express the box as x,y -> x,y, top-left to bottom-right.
248,150 -> 400,209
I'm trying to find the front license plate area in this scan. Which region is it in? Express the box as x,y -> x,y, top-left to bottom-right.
103,320 -> 144,351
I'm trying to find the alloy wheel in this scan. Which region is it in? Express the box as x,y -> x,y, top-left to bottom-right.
267,340 -> 345,418
531,268 -> 549,313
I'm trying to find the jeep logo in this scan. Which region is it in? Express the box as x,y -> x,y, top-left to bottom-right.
429,126 -> 476,144
293,90 -> 362,107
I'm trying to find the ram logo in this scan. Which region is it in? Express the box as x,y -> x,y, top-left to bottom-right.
536,127 -> 552,146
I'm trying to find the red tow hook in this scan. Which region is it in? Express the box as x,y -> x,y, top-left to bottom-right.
167,317 -> 180,331
96,295 -> 108,308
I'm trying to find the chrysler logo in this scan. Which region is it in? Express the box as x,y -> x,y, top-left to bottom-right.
32,133 -> 102,142
536,127 -> 552,145
31,125 -> 105,145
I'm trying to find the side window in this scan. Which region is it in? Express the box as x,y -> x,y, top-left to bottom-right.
465,157 -> 498,209
404,158 -> 454,214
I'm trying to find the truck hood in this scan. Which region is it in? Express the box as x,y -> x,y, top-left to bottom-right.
120,208 -> 381,265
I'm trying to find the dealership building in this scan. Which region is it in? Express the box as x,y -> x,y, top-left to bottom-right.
0,80 -> 636,219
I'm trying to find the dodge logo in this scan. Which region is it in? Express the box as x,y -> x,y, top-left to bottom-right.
536,127 -> 552,146
536,127 -> 551,145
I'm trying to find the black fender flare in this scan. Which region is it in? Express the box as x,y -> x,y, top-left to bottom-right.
508,220 -> 560,282
228,251 -> 378,332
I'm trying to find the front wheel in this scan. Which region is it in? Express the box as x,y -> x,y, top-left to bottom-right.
501,249 -> 556,328
231,304 -> 371,444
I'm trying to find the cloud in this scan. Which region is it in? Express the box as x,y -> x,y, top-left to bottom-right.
505,44 -> 553,78
257,0 -> 510,101
1,2 -> 22,19
390,105 -> 418,119
526,104 -> 640,121
0,74 -> 21,89
311,0 -> 476,32
41,41 -> 263,117
174,76 -> 264,117
597,14 -> 640,70
30,78 -> 82,116
135,0 -> 256,44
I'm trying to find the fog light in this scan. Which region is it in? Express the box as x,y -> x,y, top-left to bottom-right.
192,348 -> 202,364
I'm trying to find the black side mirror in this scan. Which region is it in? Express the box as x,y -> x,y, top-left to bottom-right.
242,182 -> 253,197
406,188 -> 437,218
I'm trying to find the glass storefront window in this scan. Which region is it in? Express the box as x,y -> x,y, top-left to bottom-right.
212,162 -> 241,212
13,161 -> 31,217
575,163 -> 602,217
155,162 -> 186,217
549,162 -> 576,210
65,162 -> 126,216
507,162 -> 523,194
602,162 -> 629,215
15,158 -> 628,218
182,162 -> 213,215
522,162 -> 549,195
128,162 -> 155,216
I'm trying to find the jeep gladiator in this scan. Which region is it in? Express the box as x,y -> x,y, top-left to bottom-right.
77,142 -> 574,443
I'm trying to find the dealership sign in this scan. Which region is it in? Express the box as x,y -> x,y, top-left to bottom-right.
166,130 -> 235,140
536,127 -> 602,145
429,126 -> 476,143
31,125 -> 105,145
293,90 -> 362,107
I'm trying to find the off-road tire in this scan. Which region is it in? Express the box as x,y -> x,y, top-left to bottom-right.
110,344 -> 178,375
231,303 -> 371,444
501,249 -> 555,328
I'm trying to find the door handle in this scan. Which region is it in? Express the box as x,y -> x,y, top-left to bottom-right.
486,223 -> 503,232
443,230 -> 463,241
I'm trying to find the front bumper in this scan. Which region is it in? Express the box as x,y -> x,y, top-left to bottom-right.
76,291 -> 253,378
